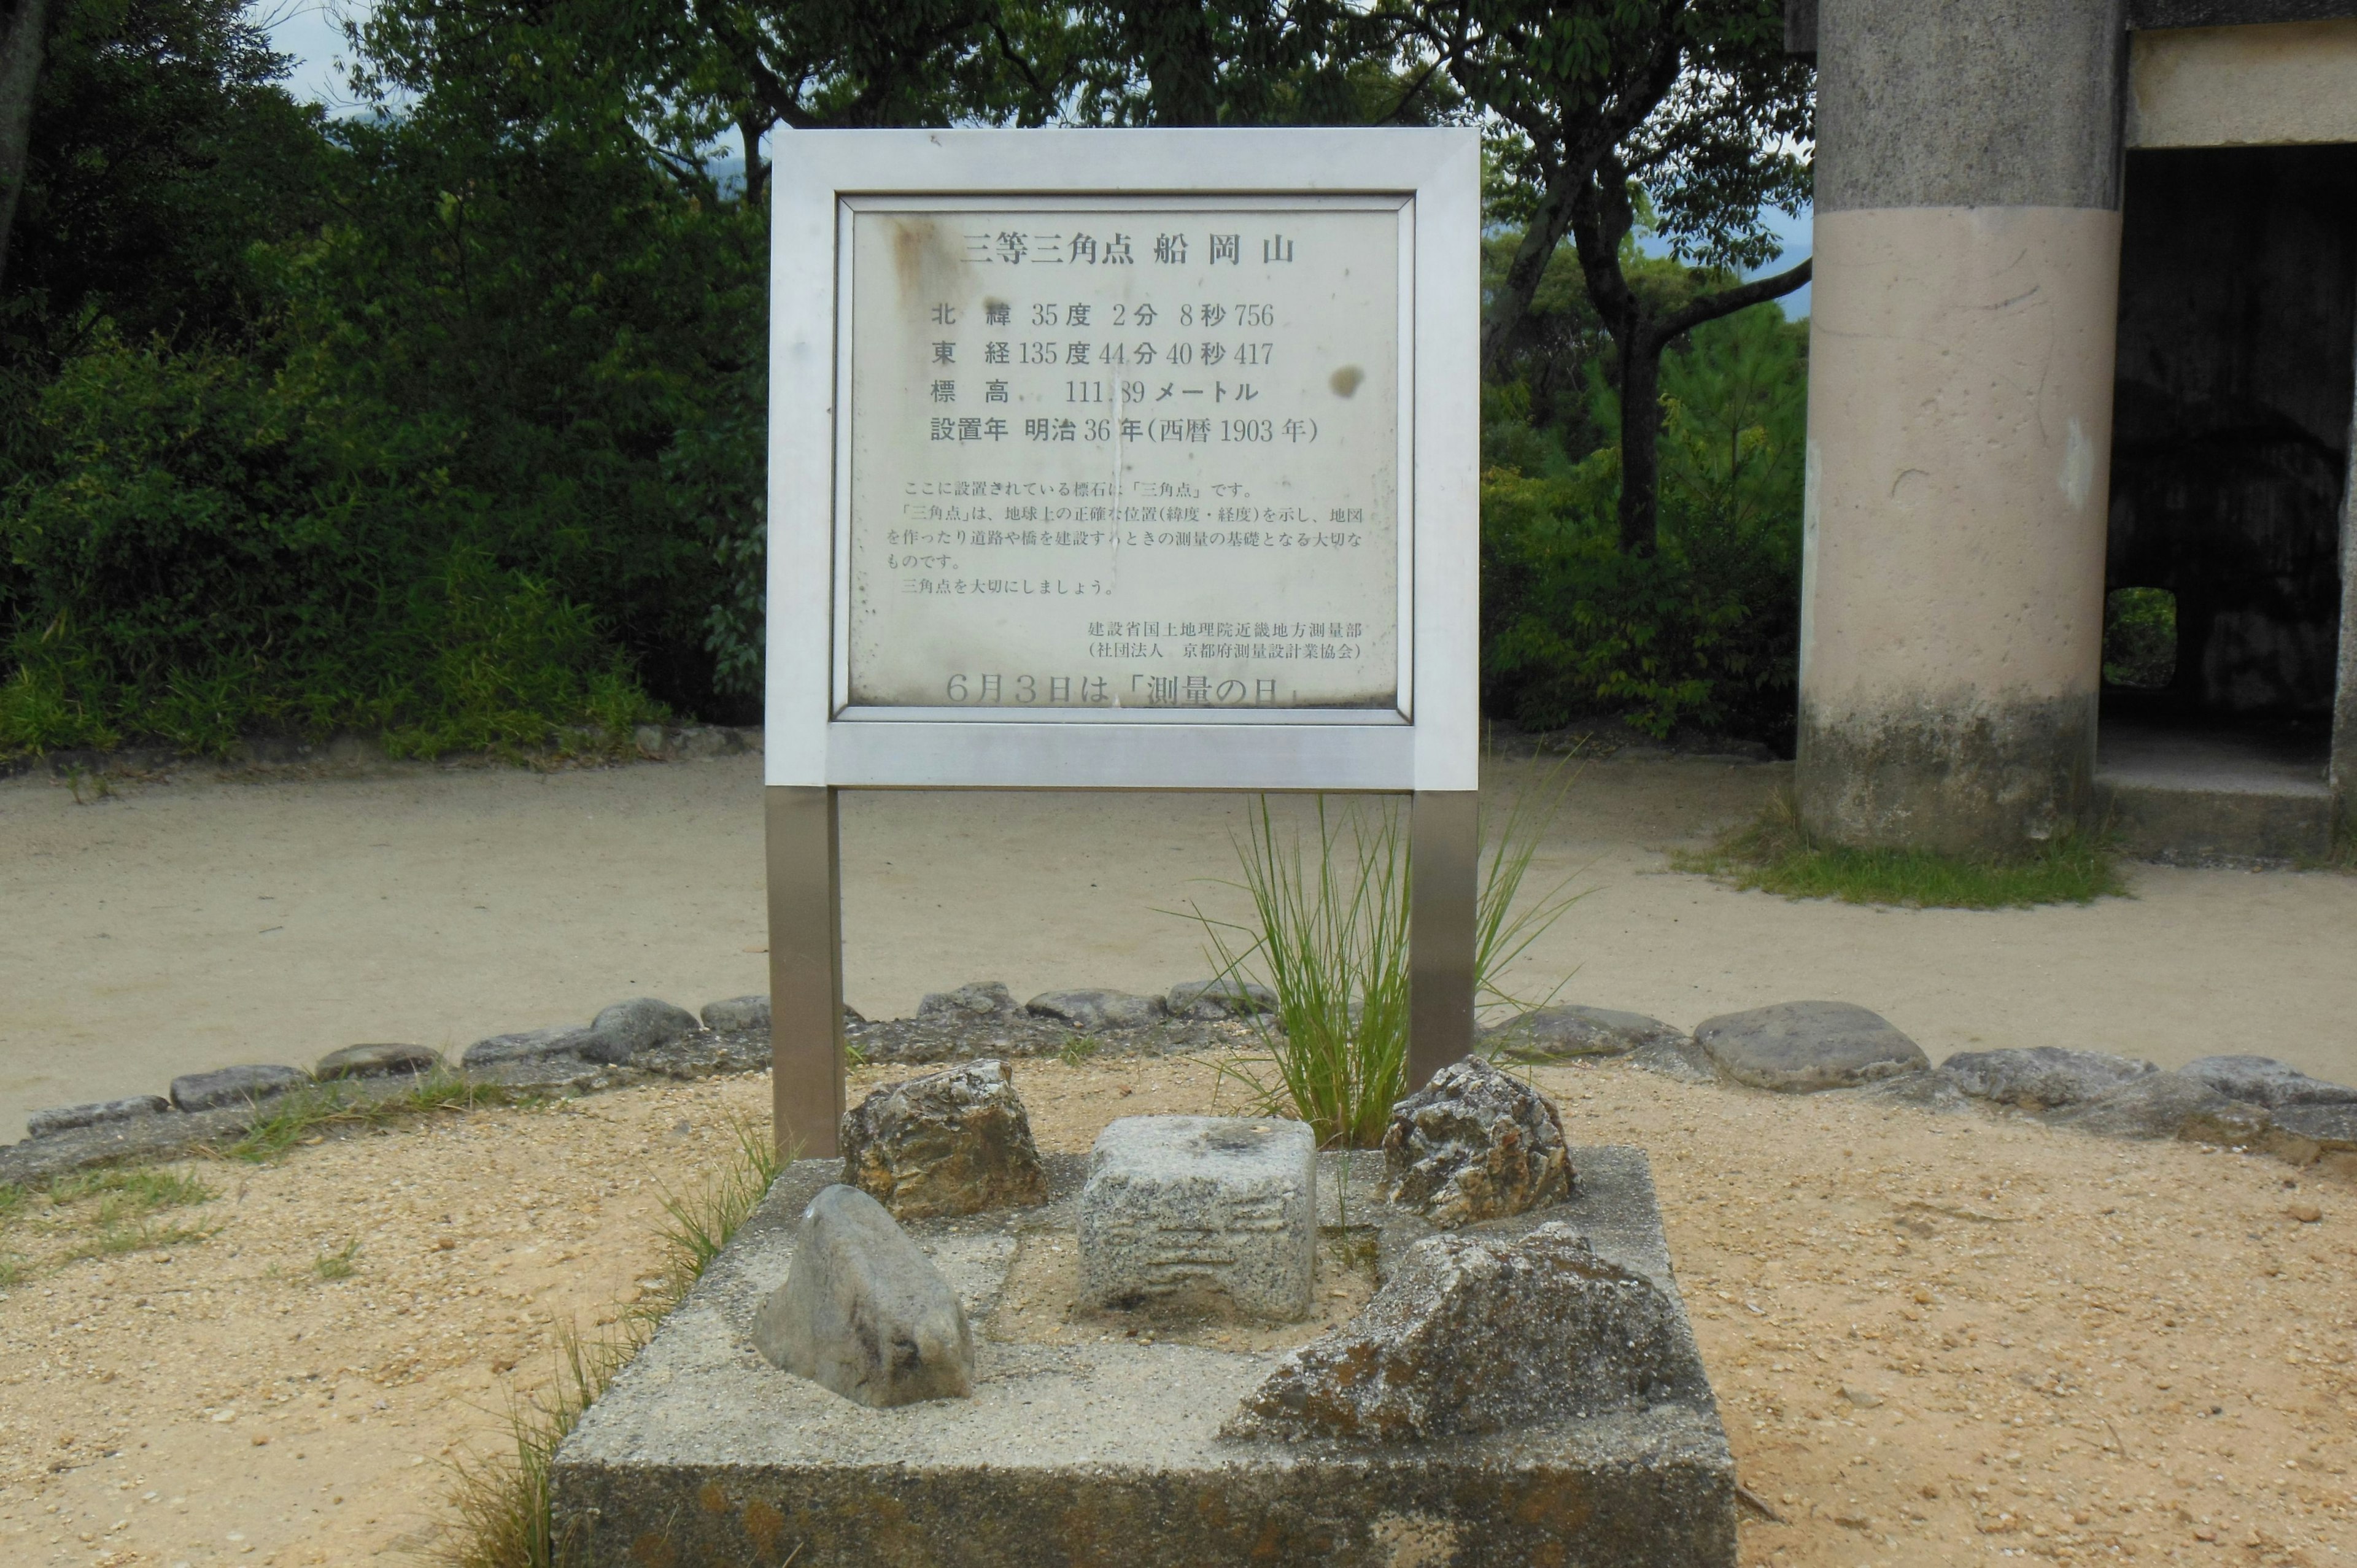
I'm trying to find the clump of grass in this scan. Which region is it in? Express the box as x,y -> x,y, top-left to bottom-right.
1058,1033 -> 1100,1067
67,1219 -> 218,1259
1676,787 -> 2126,909
1187,765 -> 1585,1149
0,1181 -> 29,1223
41,1167 -> 222,1260
314,1238 -> 362,1281
439,1113 -> 783,1568
217,1069 -> 519,1162
0,1254 -> 27,1288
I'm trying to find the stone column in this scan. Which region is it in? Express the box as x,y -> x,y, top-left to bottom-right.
1797,0 -> 2127,853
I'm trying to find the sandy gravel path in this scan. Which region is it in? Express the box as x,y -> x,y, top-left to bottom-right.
2,1058 -> 2351,1566
6,750 -> 2357,1141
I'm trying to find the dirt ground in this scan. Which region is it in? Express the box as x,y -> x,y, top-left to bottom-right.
2,1057 -> 2352,1567
8,749 -> 2357,1141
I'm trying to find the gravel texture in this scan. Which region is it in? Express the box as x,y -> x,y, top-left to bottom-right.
2,1054 -> 2355,1566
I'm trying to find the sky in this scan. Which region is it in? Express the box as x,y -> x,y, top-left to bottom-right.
258,4 -> 1813,316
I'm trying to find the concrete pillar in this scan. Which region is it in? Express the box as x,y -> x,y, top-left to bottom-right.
1798,0 -> 2127,853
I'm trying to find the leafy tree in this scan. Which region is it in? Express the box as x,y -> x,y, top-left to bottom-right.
1418,0 -> 1811,552
1,0 -> 332,357
1064,0 -> 1452,126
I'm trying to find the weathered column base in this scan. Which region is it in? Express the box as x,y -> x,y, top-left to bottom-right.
1796,690 -> 2096,855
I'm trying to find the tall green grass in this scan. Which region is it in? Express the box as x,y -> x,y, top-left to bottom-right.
1188,768 -> 1585,1148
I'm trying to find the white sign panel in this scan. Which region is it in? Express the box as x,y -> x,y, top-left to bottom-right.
843,200 -> 1403,715
768,129 -> 1477,792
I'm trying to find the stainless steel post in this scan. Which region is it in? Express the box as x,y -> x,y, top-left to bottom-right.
1407,789 -> 1479,1091
767,785 -> 845,1160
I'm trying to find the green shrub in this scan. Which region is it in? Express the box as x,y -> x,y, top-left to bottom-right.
2103,587 -> 2177,690
1480,305 -> 1805,749
0,332 -> 664,757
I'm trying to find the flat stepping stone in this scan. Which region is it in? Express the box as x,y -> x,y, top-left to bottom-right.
1028,988 -> 1163,1032
169,1064 -> 308,1112
1694,1001 -> 1927,1092
1484,1005 -> 1686,1061
314,1044 -> 441,1081
2178,1055 -> 2357,1109
1939,1046 -> 2155,1111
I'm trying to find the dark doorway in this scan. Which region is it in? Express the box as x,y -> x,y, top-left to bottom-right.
2102,145 -> 2357,806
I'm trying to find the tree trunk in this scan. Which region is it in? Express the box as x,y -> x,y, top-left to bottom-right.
1616,322 -> 1664,555
0,0 -> 48,296
738,110 -> 770,206
1478,177 -> 1573,384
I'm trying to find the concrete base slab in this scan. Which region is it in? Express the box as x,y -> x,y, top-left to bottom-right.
551,1145 -> 1732,1567
2097,716 -> 2332,861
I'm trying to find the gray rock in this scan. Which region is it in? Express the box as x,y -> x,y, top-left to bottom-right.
1164,979 -> 1279,1019
1482,1004 -> 1687,1062
2179,1055 -> 2357,1110
1382,1057 -> 1571,1229
843,1059 -> 1048,1220
701,994 -> 770,1035
2269,1102 -> 2357,1154
1224,1222 -> 1689,1442
1026,988 -> 1163,1032
169,1064 -> 308,1112
1628,1034 -> 1717,1083
26,1095 -> 172,1140
917,981 -> 1020,1019
1695,1001 -> 1928,1092
314,1043 -> 441,1081
2049,1073 -> 2273,1146
751,1184 -> 976,1408
585,997 -> 699,1062
1080,1116 -> 1317,1321
1940,1046 -> 2156,1111
461,1024 -> 598,1070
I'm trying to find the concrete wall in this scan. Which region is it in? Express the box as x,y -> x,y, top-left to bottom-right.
1798,0 -> 2126,852
2129,20 -> 2357,147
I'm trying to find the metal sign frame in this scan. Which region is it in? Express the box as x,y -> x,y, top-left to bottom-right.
764,128 -> 1480,1156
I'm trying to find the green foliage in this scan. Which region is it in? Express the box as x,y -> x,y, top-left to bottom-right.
2103,587 -> 2177,690
314,1238 -> 362,1281
216,1070 -> 521,1162
0,329 -> 665,757
1679,789 -> 2127,910
1481,303 -> 1805,746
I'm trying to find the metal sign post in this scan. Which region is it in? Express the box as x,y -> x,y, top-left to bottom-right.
764,129 -> 1480,1159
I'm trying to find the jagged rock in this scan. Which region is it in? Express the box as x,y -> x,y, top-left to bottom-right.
1940,1046 -> 2156,1111
917,981 -> 1020,1019
1695,1001 -> 1928,1092
1026,989 -> 1163,1032
169,1064 -> 308,1112
1381,1057 -> 1571,1229
2178,1055 -> 2357,1109
751,1184 -> 976,1408
1164,979 -> 1279,1019
842,1059 -> 1047,1219
2049,1073 -> 2272,1146
26,1095 -> 172,1140
1482,1004 -> 1687,1062
586,998 -> 699,1062
314,1044 -> 441,1081
702,995 -> 770,1034
462,1024 -> 598,1070
1079,1116 -> 1316,1321
1223,1223 -> 1688,1442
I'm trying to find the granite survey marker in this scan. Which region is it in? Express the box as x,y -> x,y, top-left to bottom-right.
549,1145 -> 1735,1567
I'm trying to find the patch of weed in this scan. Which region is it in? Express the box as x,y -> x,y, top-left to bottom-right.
0,1181 -> 26,1224
67,1220 -> 219,1260
1676,787 -> 2126,910
314,1238 -> 362,1281
50,1167 -> 216,1216
217,1070 -> 522,1162
0,1254 -> 25,1288
1058,1033 -> 1100,1067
